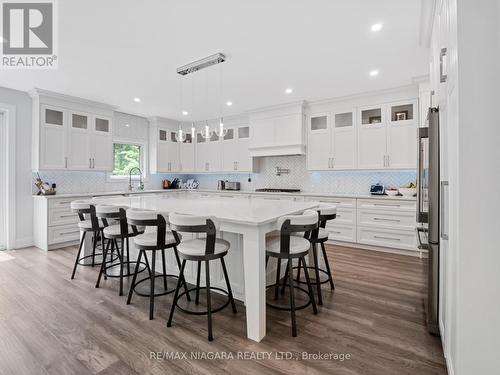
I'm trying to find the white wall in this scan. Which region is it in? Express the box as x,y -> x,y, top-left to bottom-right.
0,87 -> 33,248
452,0 -> 500,373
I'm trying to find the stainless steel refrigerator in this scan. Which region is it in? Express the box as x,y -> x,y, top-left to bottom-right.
416,107 -> 440,335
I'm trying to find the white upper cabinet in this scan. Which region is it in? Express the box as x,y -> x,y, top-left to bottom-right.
39,105 -> 67,170
178,131 -> 195,173
67,111 -> 91,170
248,102 -> 305,157
91,116 -> 113,171
358,100 -> 417,170
386,100 -> 417,168
307,109 -> 356,171
357,105 -> 387,169
222,128 -> 238,171
206,131 -> 222,172
332,110 -> 356,169
195,131 -> 210,172
31,90 -> 116,171
221,125 -> 253,172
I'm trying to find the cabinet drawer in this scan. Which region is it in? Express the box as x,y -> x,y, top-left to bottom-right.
49,208 -> 79,226
326,224 -> 356,243
330,208 -> 355,225
357,199 -> 416,212
48,197 -> 87,210
48,223 -> 81,245
357,209 -> 416,231
305,196 -> 355,208
357,227 -> 416,250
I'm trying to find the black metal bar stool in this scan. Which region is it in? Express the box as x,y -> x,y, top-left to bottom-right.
265,209 -> 319,337
95,205 -> 147,296
291,204 -> 337,305
126,209 -> 191,320
70,200 -> 108,279
167,213 -> 237,342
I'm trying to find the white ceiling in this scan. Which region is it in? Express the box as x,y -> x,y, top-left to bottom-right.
0,0 -> 429,121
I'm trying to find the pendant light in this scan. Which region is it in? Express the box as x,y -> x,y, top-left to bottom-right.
175,76 -> 187,143
214,63 -> 228,138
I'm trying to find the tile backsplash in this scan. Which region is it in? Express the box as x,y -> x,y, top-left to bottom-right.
34,156 -> 416,195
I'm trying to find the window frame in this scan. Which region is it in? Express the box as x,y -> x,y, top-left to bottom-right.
106,138 -> 148,182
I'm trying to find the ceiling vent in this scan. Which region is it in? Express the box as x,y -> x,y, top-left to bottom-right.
176,53 -> 226,76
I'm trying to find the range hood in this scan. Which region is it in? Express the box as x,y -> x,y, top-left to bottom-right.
248,101 -> 306,157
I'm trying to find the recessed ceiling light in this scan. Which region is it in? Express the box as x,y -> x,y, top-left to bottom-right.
133,97 -> 141,103
182,110 -> 189,116
285,88 -> 293,94
371,23 -> 383,32
125,123 -> 130,127
369,69 -> 379,77
226,101 -> 233,107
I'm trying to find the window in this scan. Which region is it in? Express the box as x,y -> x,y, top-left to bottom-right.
112,143 -> 142,177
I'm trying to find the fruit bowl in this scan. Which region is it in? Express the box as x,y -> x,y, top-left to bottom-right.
385,189 -> 399,196
399,187 -> 417,197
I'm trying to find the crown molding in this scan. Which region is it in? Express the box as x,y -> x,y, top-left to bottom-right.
29,88 -> 118,111
305,84 -> 418,107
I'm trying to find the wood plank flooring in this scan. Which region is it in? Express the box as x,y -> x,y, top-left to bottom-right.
0,245 -> 447,375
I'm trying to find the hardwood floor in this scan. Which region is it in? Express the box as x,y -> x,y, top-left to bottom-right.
0,245 -> 447,375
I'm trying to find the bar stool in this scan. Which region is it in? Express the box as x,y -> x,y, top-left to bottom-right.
95,205 -> 147,296
70,200 -> 108,279
266,209 -> 319,337
292,204 -> 337,305
167,212 -> 237,342
126,209 -> 191,320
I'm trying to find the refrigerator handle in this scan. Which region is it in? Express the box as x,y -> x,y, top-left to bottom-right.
417,127 -> 428,223
440,181 -> 449,240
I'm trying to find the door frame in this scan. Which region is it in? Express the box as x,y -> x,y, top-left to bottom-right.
0,103 -> 16,250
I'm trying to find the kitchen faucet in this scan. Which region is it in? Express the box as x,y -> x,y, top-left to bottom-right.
128,167 -> 144,191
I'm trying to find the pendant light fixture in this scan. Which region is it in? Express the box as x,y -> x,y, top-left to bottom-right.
214,63 -> 228,138
174,75 -> 187,143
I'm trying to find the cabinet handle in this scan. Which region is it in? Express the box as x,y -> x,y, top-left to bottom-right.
65,156 -> 68,168
440,181 -> 449,240
440,47 -> 448,83
328,158 -> 331,168
374,235 -> 401,241
59,214 -> 75,218
59,230 -> 80,236
89,158 -> 92,168
373,217 -> 401,222
92,158 -> 95,168
373,203 -> 401,207
386,155 -> 390,167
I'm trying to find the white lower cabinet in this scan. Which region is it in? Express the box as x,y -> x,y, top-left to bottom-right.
34,196 -> 85,251
357,227 -> 417,251
356,198 -> 417,250
305,196 -> 357,243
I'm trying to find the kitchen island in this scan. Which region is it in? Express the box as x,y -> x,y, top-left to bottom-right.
89,194 -> 319,342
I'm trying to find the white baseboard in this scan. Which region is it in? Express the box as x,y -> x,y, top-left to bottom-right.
13,237 -> 34,249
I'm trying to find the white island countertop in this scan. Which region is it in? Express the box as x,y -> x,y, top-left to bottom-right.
35,188 -> 416,201
92,194 -> 320,226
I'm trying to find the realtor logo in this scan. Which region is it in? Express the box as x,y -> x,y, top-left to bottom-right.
1,0 -> 58,68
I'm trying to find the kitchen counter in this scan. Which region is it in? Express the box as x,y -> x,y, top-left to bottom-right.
34,188 -> 416,201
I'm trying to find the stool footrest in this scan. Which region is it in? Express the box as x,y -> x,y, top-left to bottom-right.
175,286 -> 231,316
266,283 -> 312,311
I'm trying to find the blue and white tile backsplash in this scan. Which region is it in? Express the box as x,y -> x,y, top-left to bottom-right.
33,155 -> 416,195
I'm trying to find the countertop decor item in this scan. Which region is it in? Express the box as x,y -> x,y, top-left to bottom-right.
34,173 -> 56,195
399,187 -> 417,197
